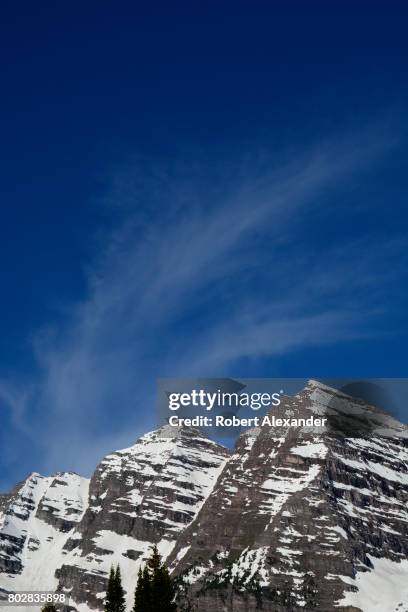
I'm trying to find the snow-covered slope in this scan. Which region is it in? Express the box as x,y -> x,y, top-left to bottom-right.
0,472 -> 89,602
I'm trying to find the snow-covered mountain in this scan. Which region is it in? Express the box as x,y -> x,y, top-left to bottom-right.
0,472 -> 89,600
170,380 -> 408,611
1,381 -> 408,612
0,426 -> 228,612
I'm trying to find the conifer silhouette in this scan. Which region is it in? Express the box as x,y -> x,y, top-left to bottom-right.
133,545 -> 177,611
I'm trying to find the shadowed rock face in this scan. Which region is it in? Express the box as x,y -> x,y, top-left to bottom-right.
1,381 -> 408,612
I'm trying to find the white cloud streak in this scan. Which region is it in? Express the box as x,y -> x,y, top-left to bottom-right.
1,130 -> 405,483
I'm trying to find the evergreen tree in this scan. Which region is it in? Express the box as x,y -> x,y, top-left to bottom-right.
133,567 -> 145,612
146,544 -> 162,576
152,564 -> 177,612
144,545 -> 177,612
104,566 -> 116,612
133,546 -> 178,611
114,564 -> 126,612
133,565 -> 152,612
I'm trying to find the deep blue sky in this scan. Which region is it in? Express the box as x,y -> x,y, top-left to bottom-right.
1,2 -> 407,490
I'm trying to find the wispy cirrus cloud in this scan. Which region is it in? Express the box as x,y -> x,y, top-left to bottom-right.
1,127 -> 406,485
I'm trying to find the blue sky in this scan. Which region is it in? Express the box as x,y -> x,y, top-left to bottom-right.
0,2 -> 408,491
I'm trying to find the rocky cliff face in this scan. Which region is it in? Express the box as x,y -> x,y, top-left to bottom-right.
1,381 -> 408,612
55,425 -> 229,610
169,381 -> 408,612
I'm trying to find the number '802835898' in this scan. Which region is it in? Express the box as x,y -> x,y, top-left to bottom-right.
1,592 -> 68,606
